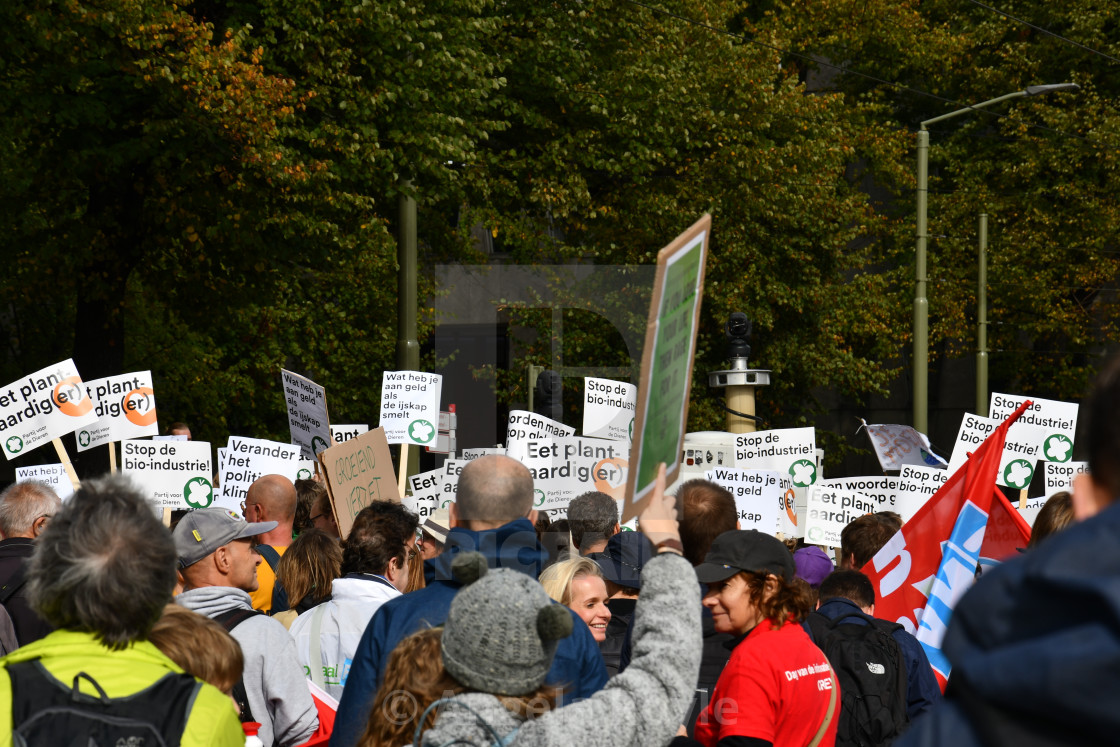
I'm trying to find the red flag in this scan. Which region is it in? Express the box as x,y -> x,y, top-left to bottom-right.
861,401 -> 1032,634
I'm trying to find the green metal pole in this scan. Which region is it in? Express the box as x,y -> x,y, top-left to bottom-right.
913,129 -> 929,434
977,213 -> 988,416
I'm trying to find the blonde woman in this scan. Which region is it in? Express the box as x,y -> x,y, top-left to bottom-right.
539,556 -> 611,643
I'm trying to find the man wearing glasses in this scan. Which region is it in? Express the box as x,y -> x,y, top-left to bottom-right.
0,481 -> 60,647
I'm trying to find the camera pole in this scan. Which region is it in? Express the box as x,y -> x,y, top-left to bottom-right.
708,313 -> 770,434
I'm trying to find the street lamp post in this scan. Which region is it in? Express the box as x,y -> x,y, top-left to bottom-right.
912,83 -> 1079,434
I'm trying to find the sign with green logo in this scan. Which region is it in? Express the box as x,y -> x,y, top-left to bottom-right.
121,440 -> 213,510
281,369 -> 332,461
623,215 -> 710,523
379,371 -> 443,446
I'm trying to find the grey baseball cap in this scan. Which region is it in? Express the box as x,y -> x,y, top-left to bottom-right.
173,508 -> 277,569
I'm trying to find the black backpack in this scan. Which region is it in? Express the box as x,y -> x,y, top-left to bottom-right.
806,610 -> 910,747
213,606 -> 264,724
9,659 -> 200,747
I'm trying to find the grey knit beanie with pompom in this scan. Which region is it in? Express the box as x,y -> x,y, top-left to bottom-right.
441,551 -> 573,696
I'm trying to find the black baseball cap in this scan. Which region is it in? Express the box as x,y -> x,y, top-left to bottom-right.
694,529 -> 794,584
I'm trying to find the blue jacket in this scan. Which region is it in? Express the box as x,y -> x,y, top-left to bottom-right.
330,519 -> 609,747
896,498 -> 1120,747
808,597 -> 941,721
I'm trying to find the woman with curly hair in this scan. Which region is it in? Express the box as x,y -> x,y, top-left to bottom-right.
690,530 -> 838,747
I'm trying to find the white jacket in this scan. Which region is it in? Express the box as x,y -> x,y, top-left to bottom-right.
288,576 -> 402,701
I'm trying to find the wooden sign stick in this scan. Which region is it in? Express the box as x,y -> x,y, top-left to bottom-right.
52,438 -> 81,492
398,444 -> 410,497
108,441 -> 117,474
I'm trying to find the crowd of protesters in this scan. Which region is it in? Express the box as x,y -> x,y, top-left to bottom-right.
2,354 -> 1119,746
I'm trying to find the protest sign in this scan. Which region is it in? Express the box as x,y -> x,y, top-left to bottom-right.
379,371 -> 442,446
988,392 -> 1079,463
895,465 -> 948,522
122,440 -> 214,510
735,427 -> 818,486
582,378 -> 636,442
319,427 -> 399,539
281,369 -> 332,460
704,467 -> 783,534
519,437 -> 629,518
505,410 -> 575,461
75,371 -> 158,452
821,476 -> 906,514
296,460 -> 316,481
460,447 -> 505,461
153,435 -> 188,442
218,436 -> 300,508
624,214 -> 710,522
330,424 -> 369,445
1043,460 -> 1088,495
15,464 -> 76,501
947,414 -> 1048,489
805,487 -> 877,547
860,422 -> 947,471
404,466 -> 447,520
0,359 -> 98,460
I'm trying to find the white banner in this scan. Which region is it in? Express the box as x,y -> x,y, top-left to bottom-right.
804,487 -> 877,547
75,371 -> 158,451
121,440 -> 215,510
704,467 -> 783,534
0,359 -> 98,460
218,436 -> 300,509
379,371 -> 443,446
15,463 -> 76,501
861,422 -> 946,471
582,377 -> 636,442
505,410 -> 575,461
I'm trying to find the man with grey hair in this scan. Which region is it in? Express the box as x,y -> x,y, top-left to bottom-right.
330,454 -> 609,747
567,490 -> 621,555
0,481 -> 61,646
0,475 -> 243,745
174,507 -> 318,747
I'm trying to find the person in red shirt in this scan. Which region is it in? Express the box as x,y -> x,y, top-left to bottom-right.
690,530 -> 839,747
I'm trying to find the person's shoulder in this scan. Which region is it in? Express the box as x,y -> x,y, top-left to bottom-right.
182,680 -> 245,747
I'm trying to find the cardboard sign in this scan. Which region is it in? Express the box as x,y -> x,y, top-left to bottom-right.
704,467 -> 783,534
330,424 -> 369,445
0,359 -> 98,460
988,393 -> 1079,463
518,437 -> 629,518
505,410 -> 575,461
895,465 -> 948,522
947,414 -> 1048,489
804,487 -> 877,547
1043,460 -> 1088,495
281,369 -> 332,459
624,214 -> 710,522
218,436 -> 300,508
15,463 -> 76,501
379,371 -> 442,446
319,427 -> 400,539
121,440 -> 214,510
75,371 -> 158,451
582,377 -> 636,442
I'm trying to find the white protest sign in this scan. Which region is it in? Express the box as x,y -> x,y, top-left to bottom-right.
804,486 -> 877,547
1043,460 -> 1088,495
404,467 -> 446,520
518,437 -> 629,518
121,440 -> 214,510
505,410 -> 575,461
218,436 -> 300,509
821,476 -> 906,515
582,378 -> 636,442
460,447 -> 506,461
704,467 -> 783,534
295,460 -> 316,481
947,414 -> 1048,490
379,371 -> 442,446
861,422 -> 946,471
216,447 -> 228,478
15,464 -> 76,501
75,371 -> 158,451
0,359 -> 98,460
330,424 -> 369,445
153,434 -> 188,442
734,427 -> 818,486
435,459 -> 467,509
281,369 -> 332,460
988,393 -> 1079,463
896,465 -> 949,522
